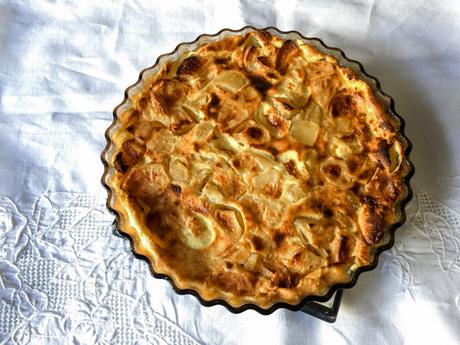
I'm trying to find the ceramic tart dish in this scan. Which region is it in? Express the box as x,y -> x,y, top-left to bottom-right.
101,26 -> 414,314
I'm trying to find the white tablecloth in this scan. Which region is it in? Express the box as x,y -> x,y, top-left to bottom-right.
1,1 -> 460,344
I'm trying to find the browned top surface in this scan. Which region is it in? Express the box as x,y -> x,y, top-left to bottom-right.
107,31 -> 407,307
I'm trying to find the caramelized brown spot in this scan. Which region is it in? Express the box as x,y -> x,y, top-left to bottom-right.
125,109 -> 140,123
242,45 -> 257,71
145,211 -> 160,229
171,119 -> 192,132
251,236 -> 265,251
276,272 -> 299,288
322,206 -> 333,218
225,261 -> 234,269
276,40 -> 300,75
286,160 -> 297,177
216,212 -> 233,230
367,170 -> 399,204
114,153 -> 128,173
248,75 -> 272,94
359,169 -> 373,181
356,122 -> 372,142
145,211 -> 170,238
154,79 -> 189,105
114,139 -> 146,173
326,164 -> 341,177
290,273 -> 301,287
268,146 -> 278,156
358,204 -> 384,245
362,196 -> 377,208
273,232 -> 285,247
232,158 -> 240,168
350,182 -> 361,195
255,30 -> 272,44
310,199 -> 321,210
377,149 -> 391,167
207,93 -> 220,118
235,37 -> 244,46
193,142 -> 201,151
209,92 -> 220,107
282,102 -> 294,111
123,139 -> 145,162
374,139 -> 391,168
346,158 -> 359,173
215,57 -> 230,65
341,133 -> 355,142
122,165 -> 169,198
293,252 -> 302,262
246,126 -> 263,140
149,90 -> 168,114
169,184 -> 182,194
278,277 -> 290,288
176,56 -> 204,76
164,62 -> 173,74
330,93 -> 360,118
138,96 -> 149,110
338,236 -> 349,262
257,56 -> 272,68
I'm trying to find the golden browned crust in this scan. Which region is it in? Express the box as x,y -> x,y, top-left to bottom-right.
106,31 -> 408,307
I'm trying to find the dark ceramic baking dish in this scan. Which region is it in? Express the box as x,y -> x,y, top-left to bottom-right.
101,26 -> 414,321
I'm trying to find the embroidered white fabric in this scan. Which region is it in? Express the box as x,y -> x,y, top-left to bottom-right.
1,1 -> 460,344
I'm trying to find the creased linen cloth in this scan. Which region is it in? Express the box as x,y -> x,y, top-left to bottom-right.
0,0 -> 460,344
